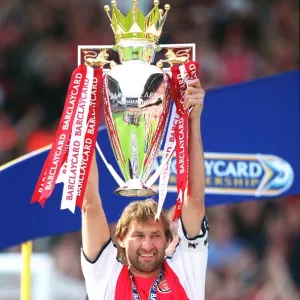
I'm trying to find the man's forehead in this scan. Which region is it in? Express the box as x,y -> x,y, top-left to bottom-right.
129,219 -> 164,232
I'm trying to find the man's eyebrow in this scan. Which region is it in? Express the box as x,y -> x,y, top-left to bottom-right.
132,230 -> 144,234
132,230 -> 161,234
151,231 -> 161,234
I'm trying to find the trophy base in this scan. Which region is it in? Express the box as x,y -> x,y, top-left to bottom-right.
114,179 -> 157,197
114,186 -> 157,197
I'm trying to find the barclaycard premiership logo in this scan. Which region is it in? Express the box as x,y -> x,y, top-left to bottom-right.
152,152 -> 294,197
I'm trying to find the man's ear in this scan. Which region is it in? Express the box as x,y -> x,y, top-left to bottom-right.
166,239 -> 171,249
117,237 -> 125,248
164,239 -> 173,257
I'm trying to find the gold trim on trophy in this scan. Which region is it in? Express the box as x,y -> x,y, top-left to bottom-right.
156,48 -> 191,68
82,49 -> 117,68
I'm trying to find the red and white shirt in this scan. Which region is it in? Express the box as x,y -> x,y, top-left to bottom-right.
81,217 -> 209,300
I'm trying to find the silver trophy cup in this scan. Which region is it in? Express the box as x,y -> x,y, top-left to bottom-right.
103,42 -> 171,196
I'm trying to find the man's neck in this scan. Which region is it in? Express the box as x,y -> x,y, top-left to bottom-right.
129,265 -> 162,279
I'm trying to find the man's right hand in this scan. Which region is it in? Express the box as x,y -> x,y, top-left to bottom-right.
81,153 -> 110,262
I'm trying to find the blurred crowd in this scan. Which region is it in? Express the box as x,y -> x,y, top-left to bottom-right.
0,0 -> 299,299
0,0 -> 299,163
204,196 -> 300,300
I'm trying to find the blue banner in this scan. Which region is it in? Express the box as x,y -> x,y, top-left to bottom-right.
0,70 -> 299,249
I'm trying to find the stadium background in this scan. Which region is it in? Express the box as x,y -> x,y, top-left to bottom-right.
0,0 -> 299,299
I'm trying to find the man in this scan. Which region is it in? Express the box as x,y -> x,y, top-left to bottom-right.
81,78 -> 208,300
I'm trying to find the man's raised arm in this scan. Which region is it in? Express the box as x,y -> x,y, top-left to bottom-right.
181,79 -> 206,238
82,153 -> 110,261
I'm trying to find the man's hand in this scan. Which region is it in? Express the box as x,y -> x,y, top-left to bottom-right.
183,78 -> 205,120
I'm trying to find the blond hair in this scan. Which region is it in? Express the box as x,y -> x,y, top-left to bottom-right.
115,199 -> 173,261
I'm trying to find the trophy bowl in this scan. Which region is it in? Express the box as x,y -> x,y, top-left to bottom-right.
103,43 -> 171,197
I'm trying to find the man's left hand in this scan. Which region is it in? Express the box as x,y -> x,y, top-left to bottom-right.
183,78 -> 205,120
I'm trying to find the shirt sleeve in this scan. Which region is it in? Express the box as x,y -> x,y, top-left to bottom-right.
166,216 -> 209,300
81,239 -> 123,300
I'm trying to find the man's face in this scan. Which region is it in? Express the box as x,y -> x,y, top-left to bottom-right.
120,220 -> 169,274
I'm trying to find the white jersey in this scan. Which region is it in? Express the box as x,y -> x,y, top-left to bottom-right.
81,217 -> 209,300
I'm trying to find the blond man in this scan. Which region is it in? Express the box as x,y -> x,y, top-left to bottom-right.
81,78 -> 208,300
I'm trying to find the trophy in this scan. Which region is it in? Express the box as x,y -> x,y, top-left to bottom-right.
31,0 -> 198,216
82,0 -> 193,198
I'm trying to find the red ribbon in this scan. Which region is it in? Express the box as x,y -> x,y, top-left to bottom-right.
102,74 -> 127,168
75,68 -> 102,208
170,62 -> 199,220
143,73 -> 171,179
31,65 -> 102,210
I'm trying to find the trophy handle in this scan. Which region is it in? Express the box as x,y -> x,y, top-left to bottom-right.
78,44 -> 196,72
156,48 -> 191,68
82,49 -> 116,68
96,142 -> 157,197
95,142 -> 125,187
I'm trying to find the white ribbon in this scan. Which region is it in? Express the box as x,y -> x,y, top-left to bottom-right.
60,66 -> 94,213
56,160 -> 67,184
153,104 -> 178,219
179,64 -> 189,84
57,128 -> 126,188
95,142 -> 126,187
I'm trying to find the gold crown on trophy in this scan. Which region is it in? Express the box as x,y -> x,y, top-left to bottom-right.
104,0 -> 170,44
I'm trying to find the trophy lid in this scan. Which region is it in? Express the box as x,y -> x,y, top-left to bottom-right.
104,0 -> 170,63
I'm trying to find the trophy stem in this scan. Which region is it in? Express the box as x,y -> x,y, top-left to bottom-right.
114,179 -> 157,197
